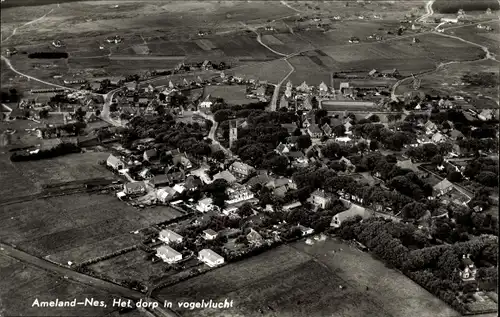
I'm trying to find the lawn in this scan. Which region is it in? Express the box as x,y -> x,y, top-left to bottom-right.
0,193 -> 183,263
155,239 -> 459,317
89,249 -> 167,285
0,254 -> 115,317
203,85 -> 255,106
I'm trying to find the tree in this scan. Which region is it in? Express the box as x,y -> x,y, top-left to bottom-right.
237,203 -> 253,218
311,96 -> 319,109
447,171 -> 462,183
333,124 -> 345,137
293,128 -> 302,136
476,171 -> 497,187
369,140 -> 379,151
213,109 -> 233,123
296,135 -> 312,150
431,154 -> 444,165
74,107 -> 86,122
314,109 -> 327,123
155,104 -> 165,116
211,150 -> 225,162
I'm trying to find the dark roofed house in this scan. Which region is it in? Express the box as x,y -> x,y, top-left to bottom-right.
307,124 -> 322,138
184,175 -> 202,191
107,154 -> 125,170
449,129 -> 464,141
165,169 -> 186,185
433,179 -> 454,196
151,175 -> 171,188
143,149 -> 158,161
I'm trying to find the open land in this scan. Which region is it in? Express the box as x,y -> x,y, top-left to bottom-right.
203,85 -> 255,106
0,193 -> 182,264
0,254 -> 114,316
155,239 -> 458,317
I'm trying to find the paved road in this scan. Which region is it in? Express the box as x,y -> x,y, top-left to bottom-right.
195,110 -> 231,156
270,59 -> 295,111
0,243 -> 179,317
100,88 -> 124,127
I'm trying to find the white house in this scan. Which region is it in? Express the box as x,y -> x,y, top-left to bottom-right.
157,245 -> 182,264
197,197 -> 214,212
199,94 -> 214,109
157,187 -> 177,203
203,229 -> 218,240
198,249 -> 225,267
106,154 -> 125,170
159,229 -> 183,244
330,203 -> 374,228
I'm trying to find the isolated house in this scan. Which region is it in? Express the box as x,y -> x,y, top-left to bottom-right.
458,254 -> 477,282
156,245 -> 182,264
297,224 -> 314,236
330,203 -> 373,228
123,181 -> 148,195
198,249 -> 224,267
107,154 -> 125,170
229,161 -> 255,178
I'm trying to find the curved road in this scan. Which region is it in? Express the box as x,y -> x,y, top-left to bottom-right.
100,88 -> 124,126
0,243 -> 179,317
417,0 -> 435,23
195,110 -> 231,156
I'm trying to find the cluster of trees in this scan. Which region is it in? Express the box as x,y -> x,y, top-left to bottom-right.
337,217 -> 498,313
0,88 -> 21,103
352,122 -> 416,151
461,72 -> 498,88
123,115 -> 212,159
463,158 -> 498,187
406,143 -> 453,162
28,52 -> 69,59
11,143 -> 81,162
210,100 -> 268,122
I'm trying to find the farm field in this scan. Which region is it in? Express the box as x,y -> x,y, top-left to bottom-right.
203,85 -> 256,106
227,58 -> 292,84
444,20 -> 500,56
432,0 -> 500,14
395,59 -> 499,101
0,154 -> 39,200
0,254 -> 115,317
0,193 -> 183,262
156,239 -> 458,317
89,249 -> 167,285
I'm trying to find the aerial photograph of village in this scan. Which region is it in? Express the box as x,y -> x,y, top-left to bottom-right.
0,0 -> 498,316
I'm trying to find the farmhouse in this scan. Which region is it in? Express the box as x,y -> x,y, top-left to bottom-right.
330,203 -> 374,228
229,161 -> 255,178
198,249 -> 224,267
106,154 -> 125,170
157,245 -> 182,264
159,229 -> 183,244
123,181 -> 148,195
297,224 -> 314,236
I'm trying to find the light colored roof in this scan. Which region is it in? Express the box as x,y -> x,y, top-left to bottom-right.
159,229 -> 183,241
203,229 -> 218,236
199,249 -> 224,262
124,181 -> 147,191
213,170 -> 237,183
283,201 -> 302,209
396,159 -> 419,172
334,204 -> 371,223
199,197 -> 213,205
107,154 -> 123,166
157,187 -> 176,198
433,179 -> 453,191
308,124 -> 322,134
157,245 -> 181,258
231,161 -> 254,172
311,189 -> 328,198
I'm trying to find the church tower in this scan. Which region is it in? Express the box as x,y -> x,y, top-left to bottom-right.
229,120 -> 237,149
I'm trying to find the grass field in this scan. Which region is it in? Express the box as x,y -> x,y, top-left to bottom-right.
203,85 -> 255,105
226,58 -> 292,84
0,193 -> 183,263
395,59 -> 499,101
155,239 -> 459,317
445,20 -> 500,56
0,254 -> 115,316
89,249 -> 167,285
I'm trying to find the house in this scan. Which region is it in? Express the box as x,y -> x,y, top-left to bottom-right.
85,112 -> 98,122
157,187 -> 177,203
424,120 -> 437,133
226,185 -> 254,204
307,124 -> 322,138
266,177 -> 297,190
297,224 -> 314,236
184,175 -> 202,191
396,159 -> 422,174
286,151 -> 306,164
165,169 -> 186,185
348,36 -> 360,43
106,154 -> 125,170
254,86 -> 266,97
273,185 -> 288,198
143,149 -> 158,161
172,154 -> 192,169
458,254 -> 477,282
318,82 -> 329,95
173,184 -> 185,194
197,197 -> 214,212
283,201 -> 302,211
478,109 -> 493,121
123,181 -> 148,195
199,94 -> 215,109
213,170 -> 237,184
322,123 -> 333,136
159,229 -> 183,244
246,228 -> 263,244
198,249 -> 224,267
203,229 -> 218,240
308,189 -> 331,209
125,82 -> 138,91
432,132 -> 446,143
368,69 -> 378,77
339,156 -> 355,172
330,203 -> 374,228
433,179 -> 454,196
151,175 -> 171,188
156,245 -> 182,264
296,81 -> 311,93
344,121 -> 353,134
229,161 -> 255,178
246,174 -> 272,188
201,60 -> 212,70
449,129 -> 464,141
275,143 -> 291,155
279,95 -> 289,109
